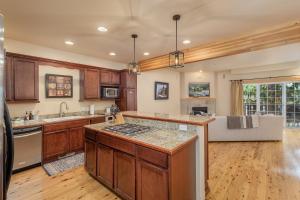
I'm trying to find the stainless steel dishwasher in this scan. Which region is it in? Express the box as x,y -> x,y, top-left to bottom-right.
13,126 -> 42,172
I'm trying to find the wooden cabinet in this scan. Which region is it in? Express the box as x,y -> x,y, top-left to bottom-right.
85,139 -> 97,176
137,160 -> 168,200
43,119 -> 90,162
117,70 -> 137,111
84,128 -> 196,200
69,127 -> 84,152
80,69 -> 100,99
114,151 -> 136,200
120,71 -> 136,89
43,130 -> 69,160
100,70 -> 120,85
118,88 -> 137,111
96,144 -> 114,188
5,56 -> 39,102
90,116 -> 105,124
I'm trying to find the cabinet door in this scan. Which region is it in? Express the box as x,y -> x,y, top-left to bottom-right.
126,88 -> 137,111
120,71 -> 136,89
90,117 -> 105,124
100,71 -> 111,84
97,144 -> 114,188
114,151 -> 136,200
137,160 -> 168,200
13,58 -> 39,100
43,130 -> 69,160
111,72 -> 120,85
84,69 -> 100,99
5,56 -> 14,101
85,139 -> 97,176
69,127 -> 84,152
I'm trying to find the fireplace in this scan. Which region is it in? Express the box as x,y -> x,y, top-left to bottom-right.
192,107 -> 208,115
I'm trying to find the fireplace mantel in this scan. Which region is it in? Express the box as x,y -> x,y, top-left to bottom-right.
181,97 -> 216,115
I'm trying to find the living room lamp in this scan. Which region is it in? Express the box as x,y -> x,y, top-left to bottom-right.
169,14 -> 184,68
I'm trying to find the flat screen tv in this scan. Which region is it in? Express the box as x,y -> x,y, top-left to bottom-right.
189,82 -> 210,97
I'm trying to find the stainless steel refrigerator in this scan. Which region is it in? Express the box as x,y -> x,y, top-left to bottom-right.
1,14 -> 14,200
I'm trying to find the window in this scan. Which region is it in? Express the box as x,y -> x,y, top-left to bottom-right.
243,84 -> 256,115
243,81 -> 300,128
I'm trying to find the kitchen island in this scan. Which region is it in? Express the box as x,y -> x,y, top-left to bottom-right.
84,111 -> 214,200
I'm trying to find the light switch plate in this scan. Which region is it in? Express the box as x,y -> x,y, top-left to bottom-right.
179,124 -> 188,131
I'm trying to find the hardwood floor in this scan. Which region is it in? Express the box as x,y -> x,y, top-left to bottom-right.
206,129 -> 300,200
8,129 -> 300,200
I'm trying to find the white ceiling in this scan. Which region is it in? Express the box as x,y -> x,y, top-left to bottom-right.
0,0 -> 300,63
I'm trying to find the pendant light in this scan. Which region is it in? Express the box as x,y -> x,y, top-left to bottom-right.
128,34 -> 141,75
169,14 -> 184,68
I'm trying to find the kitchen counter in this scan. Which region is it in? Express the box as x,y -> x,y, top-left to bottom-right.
122,111 -> 215,126
85,122 -> 198,154
12,114 -> 106,129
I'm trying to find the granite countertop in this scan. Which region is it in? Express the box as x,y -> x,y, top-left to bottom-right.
12,114 -> 106,129
122,111 -> 215,126
85,122 -> 198,154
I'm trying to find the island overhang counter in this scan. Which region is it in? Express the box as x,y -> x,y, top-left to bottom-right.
84,111 -> 215,200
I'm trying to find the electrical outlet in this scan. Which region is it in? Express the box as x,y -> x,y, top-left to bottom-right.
179,124 -> 188,131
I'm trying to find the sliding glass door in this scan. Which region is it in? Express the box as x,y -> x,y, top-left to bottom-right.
243,81 -> 300,128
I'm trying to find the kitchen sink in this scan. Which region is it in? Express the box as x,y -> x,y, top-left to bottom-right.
43,115 -> 85,123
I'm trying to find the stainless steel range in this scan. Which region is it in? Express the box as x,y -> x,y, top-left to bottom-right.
104,123 -> 151,135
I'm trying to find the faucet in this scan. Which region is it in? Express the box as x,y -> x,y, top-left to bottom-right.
59,102 -> 69,117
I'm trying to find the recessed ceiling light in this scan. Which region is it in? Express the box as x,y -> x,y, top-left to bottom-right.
97,26 -> 108,32
65,40 -> 74,45
143,52 -> 150,56
199,70 -> 203,73
0,37 -> 4,41
109,52 -> 116,56
183,40 -> 191,44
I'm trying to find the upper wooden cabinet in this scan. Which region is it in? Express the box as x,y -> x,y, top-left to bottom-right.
5,56 -> 39,102
120,71 -> 136,89
100,70 -> 120,85
80,69 -> 100,99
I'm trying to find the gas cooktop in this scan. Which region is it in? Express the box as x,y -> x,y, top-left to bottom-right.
104,123 -> 152,135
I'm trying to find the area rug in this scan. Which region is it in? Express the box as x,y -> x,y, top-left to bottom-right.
43,153 -> 84,176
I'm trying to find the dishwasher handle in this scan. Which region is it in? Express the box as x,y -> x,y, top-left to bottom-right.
14,131 -> 42,139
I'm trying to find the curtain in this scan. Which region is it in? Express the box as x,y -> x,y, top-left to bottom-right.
230,80 -> 244,116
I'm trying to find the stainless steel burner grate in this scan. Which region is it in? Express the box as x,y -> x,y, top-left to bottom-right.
104,123 -> 152,135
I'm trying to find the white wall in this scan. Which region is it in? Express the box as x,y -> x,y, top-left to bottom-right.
4,38 -> 125,70
216,62 -> 300,116
137,68 -> 181,115
180,71 -> 216,98
8,65 -> 114,118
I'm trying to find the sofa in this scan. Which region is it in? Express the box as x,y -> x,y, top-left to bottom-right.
208,115 -> 284,141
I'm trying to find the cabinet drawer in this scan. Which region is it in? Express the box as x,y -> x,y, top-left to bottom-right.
137,146 -> 168,169
85,129 -> 97,141
44,119 -> 90,133
90,116 -> 105,124
97,133 -> 136,156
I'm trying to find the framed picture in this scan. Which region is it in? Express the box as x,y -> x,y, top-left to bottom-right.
189,82 -> 210,97
155,81 -> 169,100
45,74 -> 73,98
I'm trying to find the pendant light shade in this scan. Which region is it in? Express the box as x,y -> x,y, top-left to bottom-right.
128,34 -> 141,75
169,14 -> 184,68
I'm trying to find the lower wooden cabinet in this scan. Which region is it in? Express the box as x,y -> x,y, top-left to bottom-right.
96,144 -> 114,188
85,139 -> 97,176
114,151 -> 136,200
69,127 -> 84,152
137,160 -> 168,200
84,129 -> 196,200
43,130 -> 69,160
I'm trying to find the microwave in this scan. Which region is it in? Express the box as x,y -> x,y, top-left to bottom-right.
101,87 -> 120,99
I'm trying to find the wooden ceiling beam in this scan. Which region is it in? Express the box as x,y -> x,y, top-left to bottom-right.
139,22 -> 300,71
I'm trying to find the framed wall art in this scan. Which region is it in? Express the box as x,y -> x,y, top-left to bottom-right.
45,74 -> 73,98
155,81 -> 169,100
